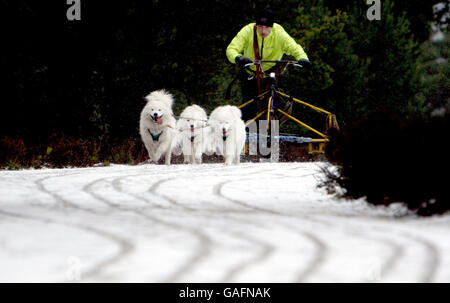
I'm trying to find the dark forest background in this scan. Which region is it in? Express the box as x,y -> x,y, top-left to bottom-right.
0,0 -> 448,158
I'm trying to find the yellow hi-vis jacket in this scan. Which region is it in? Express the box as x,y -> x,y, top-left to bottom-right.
226,23 -> 309,73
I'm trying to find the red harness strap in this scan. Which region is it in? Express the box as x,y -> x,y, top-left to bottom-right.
253,26 -> 263,96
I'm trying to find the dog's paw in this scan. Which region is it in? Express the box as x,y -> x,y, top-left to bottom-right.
153,153 -> 162,163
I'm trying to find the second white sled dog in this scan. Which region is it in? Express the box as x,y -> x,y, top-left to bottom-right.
208,105 -> 246,165
139,90 -> 177,165
176,104 -> 209,164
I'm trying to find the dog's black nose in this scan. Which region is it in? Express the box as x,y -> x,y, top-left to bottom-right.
190,124 -> 194,128
153,113 -> 158,117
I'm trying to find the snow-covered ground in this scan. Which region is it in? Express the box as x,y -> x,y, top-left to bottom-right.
0,162 -> 449,283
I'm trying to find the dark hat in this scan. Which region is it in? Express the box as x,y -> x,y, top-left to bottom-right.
256,8 -> 274,27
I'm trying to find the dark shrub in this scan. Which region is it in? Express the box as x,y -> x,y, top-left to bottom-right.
0,137 -> 27,169
45,134 -> 101,168
105,138 -> 143,165
325,112 -> 449,216
0,134 -> 142,169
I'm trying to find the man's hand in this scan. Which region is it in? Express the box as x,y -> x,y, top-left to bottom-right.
298,58 -> 311,68
235,56 -> 253,68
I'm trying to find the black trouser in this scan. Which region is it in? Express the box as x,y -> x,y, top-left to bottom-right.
239,69 -> 272,122
238,68 -> 292,125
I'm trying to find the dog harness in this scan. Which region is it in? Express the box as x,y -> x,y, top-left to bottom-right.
148,129 -> 163,141
190,125 -> 195,142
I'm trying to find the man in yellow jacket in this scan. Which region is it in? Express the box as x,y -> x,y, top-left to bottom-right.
226,8 -> 311,121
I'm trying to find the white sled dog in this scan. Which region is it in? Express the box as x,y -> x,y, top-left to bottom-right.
175,104 -> 209,164
139,90 -> 177,165
208,105 -> 246,165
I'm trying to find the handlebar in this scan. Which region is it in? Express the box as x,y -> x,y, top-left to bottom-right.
243,60 -> 303,77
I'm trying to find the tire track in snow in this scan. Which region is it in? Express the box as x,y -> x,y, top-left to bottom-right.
210,169 -> 329,282
285,211 -> 405,282
354,215 -> 440,282
111,174 -> 169,210
283,217 -> 404,282
34,169 -> 134,213
110,166 -> 283,282
275,167 -> 410,282
0,208 -> 134,282
214,171 -> 405,282
145,165 -> 270,213
36,175 -> 94,211
33,171 -> 137,280
143,164 -> 244,211
112,172 -> 280,282
212,171 -> 318,216
268,168 -> 407,282
109,165 -> 225,210
403,232 -> 439,282
301,164 -> 437,281
6,163 -> 439,282
149,177 -> 197,211
53,166 -> 441,283
215,180 -> 328,282
76,168 -> 408,281
82,175 -> 214,282
310,218 -> 405,283
294,231 -> 327,282
323,212 -> 440,282
351,217 -> 438,282
377,238 -> 404,282
220,230 -> 274,282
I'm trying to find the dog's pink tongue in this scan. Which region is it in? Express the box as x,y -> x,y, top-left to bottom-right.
156,117 -> 163,125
